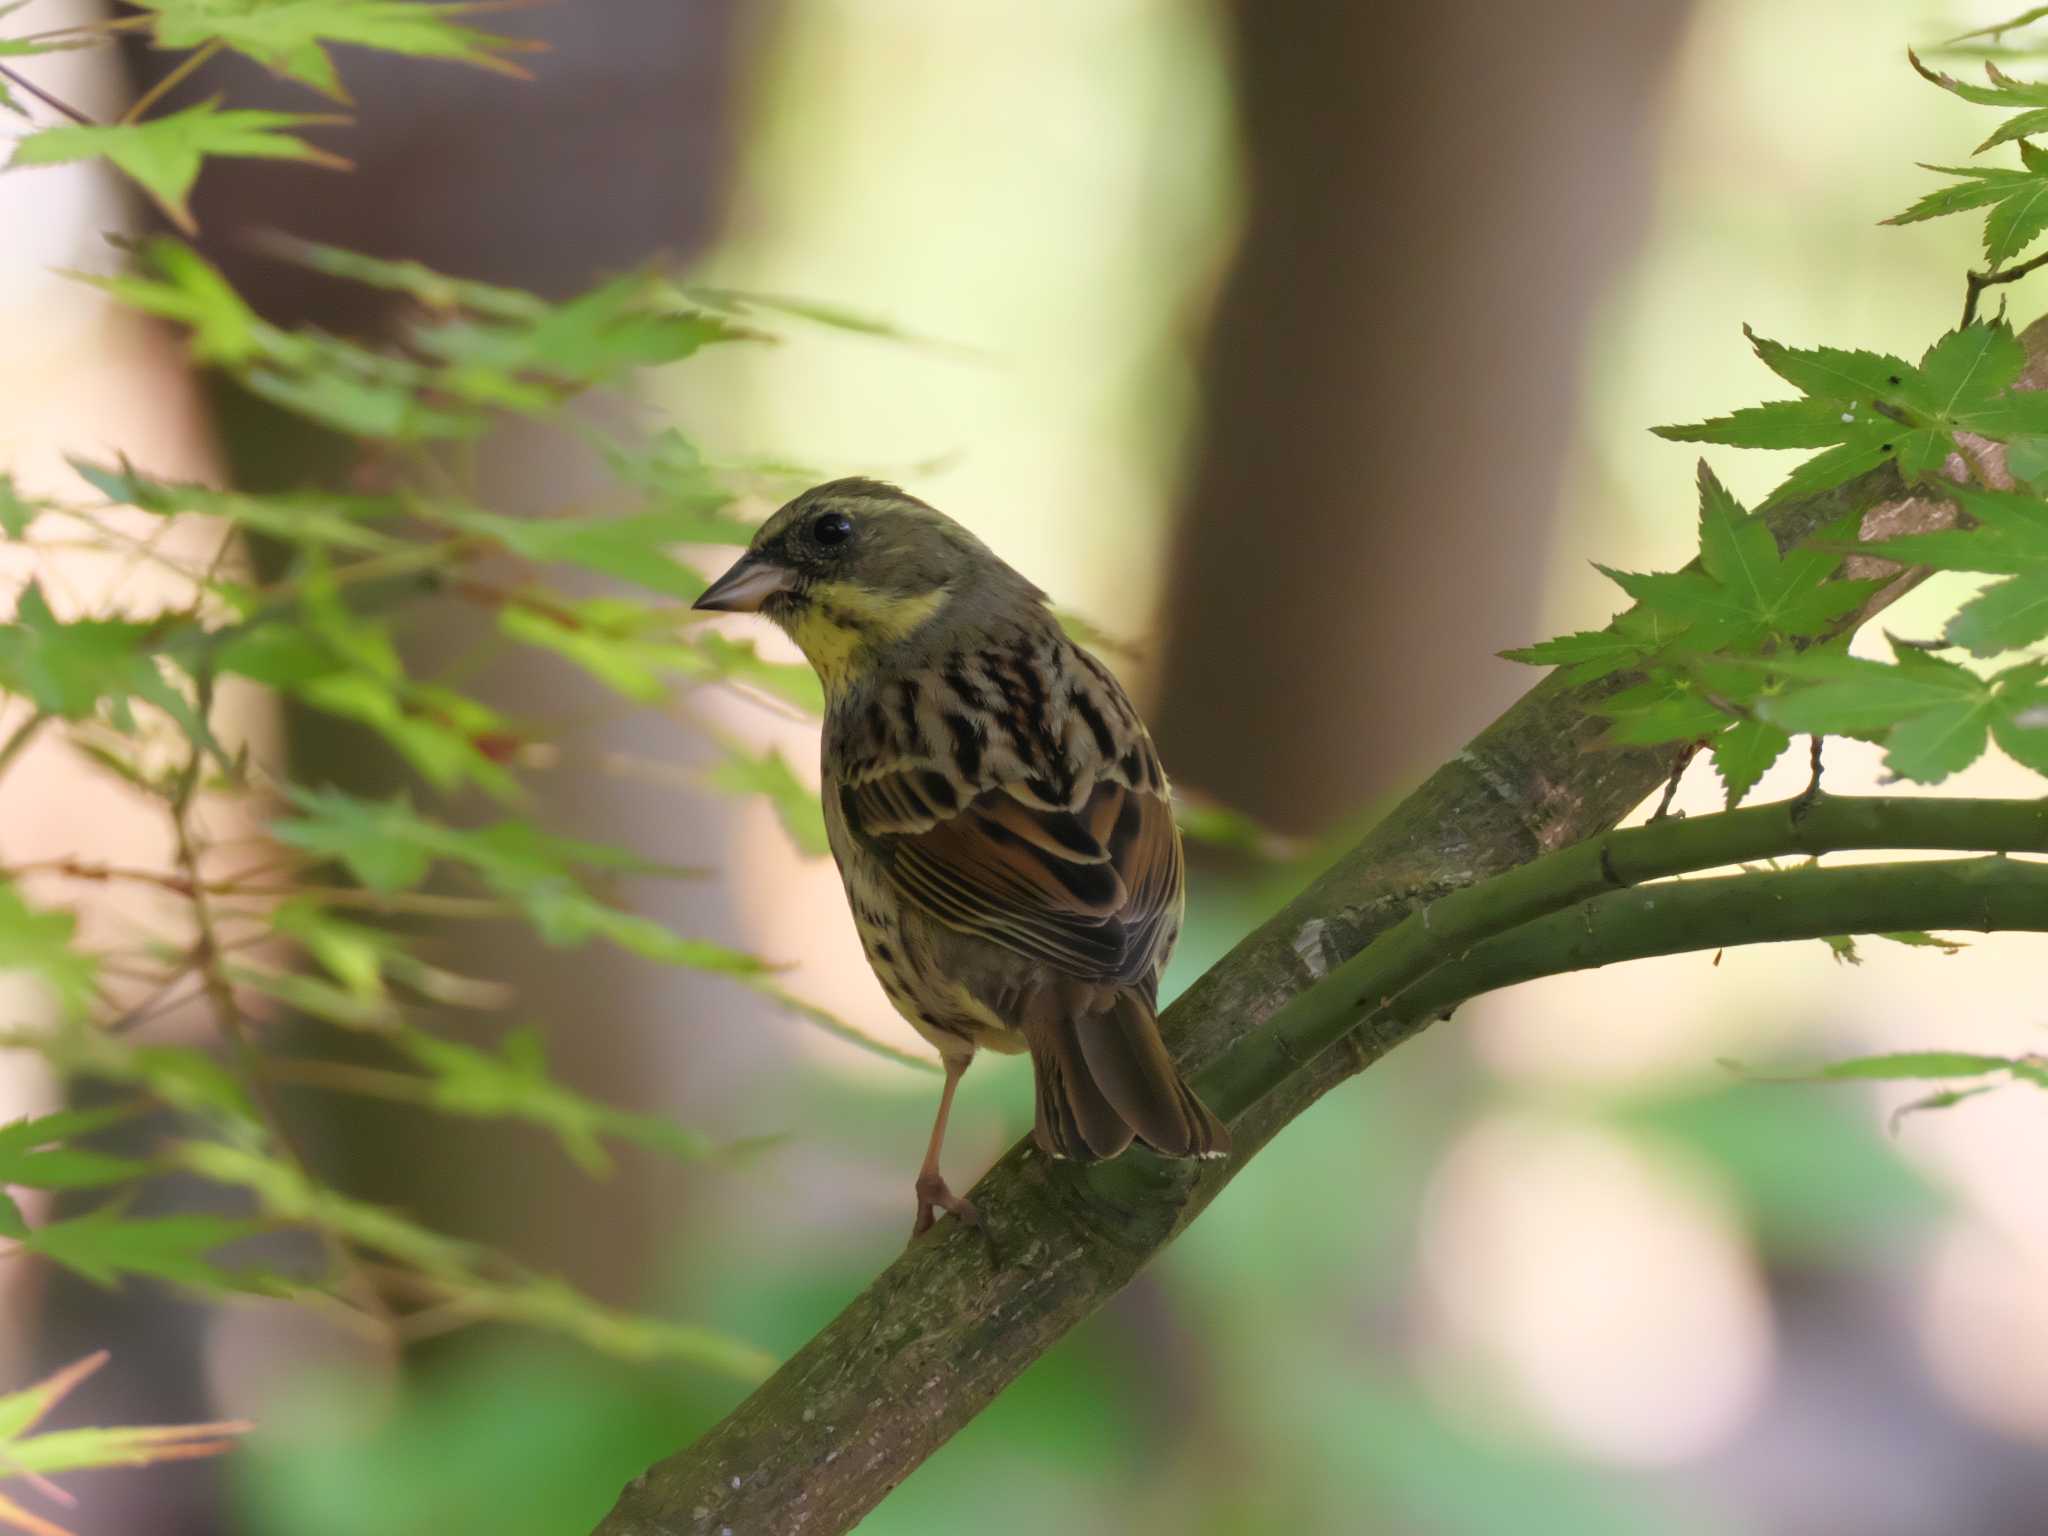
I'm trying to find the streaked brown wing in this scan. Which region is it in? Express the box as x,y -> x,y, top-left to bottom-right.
843,762 -> 1182,987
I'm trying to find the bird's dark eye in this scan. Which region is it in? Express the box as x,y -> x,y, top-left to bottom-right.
810,511 -> 854,547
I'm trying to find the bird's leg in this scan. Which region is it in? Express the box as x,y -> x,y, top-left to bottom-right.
912,1054 -> 980,1238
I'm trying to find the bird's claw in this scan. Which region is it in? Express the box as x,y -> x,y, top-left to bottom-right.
911,1172 -> 981,1239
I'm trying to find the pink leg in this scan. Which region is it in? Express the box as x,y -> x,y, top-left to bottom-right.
911,1054 -> 981,1237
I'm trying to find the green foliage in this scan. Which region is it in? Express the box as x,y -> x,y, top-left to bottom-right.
1910,48 -> 2048,157
88,239 -> 751,441
1858,484 -> 2048,652
1726,1048 -> 2048,1132
131,0 -> 539,101
0,1105 -> 147,1193
0,53 -> 959,1386
0,885 -> 97,1022
0,1351 -> 247,1536
4,1204 -> 266,1292
0,21 -> 924,1381
1760,641 -> 2048,782
704,742 -> 829,857
1505,465 -> 1879,804
1654,322 -> 2048,505
8,103 -> 348,232
0,583 -> 222,762
1887,144 -> 2048,268
398,1025 -> 716,1176
0,476 -> 35,538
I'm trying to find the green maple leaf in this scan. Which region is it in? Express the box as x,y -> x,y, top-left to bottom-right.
85,239 -> 264,364
0,475 -> 35,538
1760,640 -> 2048,783
1508,466 -> 1879,778
704,741 -> 830,857
1655,323 -> 2048,504
1908,49 -> 2048,157
0,1106 -> 147,1193
1499,606 -> 1686,684
7,100 -> 349,232
1592,677 -> 1731,747
692,633 -> 822,713
96,241 -> 759,442
252,233 -> 544,314
0,585 -> 228,771
1859,485 -> 2048,655
399,1025 -> 713,1176
177,1140 -> 480,1278
1508,465 -> 1875,686
269,787 -> 436,890
437,500 -> 751,600
71,457 -> 404,553
272,787 -> 696,895
498,596 -> 705,703
133,0 -> 539,102
444,1273 -> 772,1376
0,884 -> 97,1023
13,1206 -> 263,1291
268,790 -> 757,972
1887,138 -> 2048,268
1655,465 -> 1880,642
0,1352 -> 247,1494
413,272 -> 756,405
1709,718 -> 1794,808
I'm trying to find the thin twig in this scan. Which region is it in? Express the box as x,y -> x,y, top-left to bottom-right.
1961,245 -> 2048,328
163,674 -> 397,1331
260,1058 -> 437,1105
0,60 -> 93,125
11,14 -> 153,44
119,38 -> 222,126
0,711 -> 50,779
6,859 -> 515,919
1790,734 -> 1826,821
1649,740 -> 1701,822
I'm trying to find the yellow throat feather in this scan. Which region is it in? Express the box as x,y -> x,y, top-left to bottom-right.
787,581 -> 950,693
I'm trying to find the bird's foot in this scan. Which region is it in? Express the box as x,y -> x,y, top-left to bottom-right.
911,1171 -> 981,1239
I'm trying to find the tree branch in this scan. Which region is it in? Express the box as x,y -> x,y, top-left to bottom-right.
1396,854 -> 2048,1019
1197,793 -> 2048,1121
588,435 -> 2000,1534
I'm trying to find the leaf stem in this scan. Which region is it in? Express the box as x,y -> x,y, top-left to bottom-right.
1961,244 -> 2048,328
162,677 -> 397,1331
0,60 -> 93,125
119,38 -> 223,126
0,711 -> 50,780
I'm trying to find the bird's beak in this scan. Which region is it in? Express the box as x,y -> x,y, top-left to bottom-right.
692,554 -> 796,614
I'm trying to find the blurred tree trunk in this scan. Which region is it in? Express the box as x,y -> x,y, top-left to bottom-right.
1155,1 -> 1695,832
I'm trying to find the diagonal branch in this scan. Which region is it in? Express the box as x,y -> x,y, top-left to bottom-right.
1197,793 -> 2048,1121
593,326 -> 2048,1534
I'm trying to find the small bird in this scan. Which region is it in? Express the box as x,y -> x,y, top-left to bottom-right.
694,479 -> 1230,1236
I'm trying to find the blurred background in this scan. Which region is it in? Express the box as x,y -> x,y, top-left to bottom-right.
5,1 -> 2048,1532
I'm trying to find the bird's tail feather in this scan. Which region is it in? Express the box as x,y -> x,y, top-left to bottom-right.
1027,989 -> 1231,1163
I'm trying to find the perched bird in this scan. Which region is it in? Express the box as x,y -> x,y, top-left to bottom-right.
694,479 -> 1230,1236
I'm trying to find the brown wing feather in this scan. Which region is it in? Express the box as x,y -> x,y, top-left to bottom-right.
858,772 -> 1179,986
836,638 -> 1182,989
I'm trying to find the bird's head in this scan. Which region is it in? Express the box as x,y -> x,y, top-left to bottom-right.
693,479 -> 1040,688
